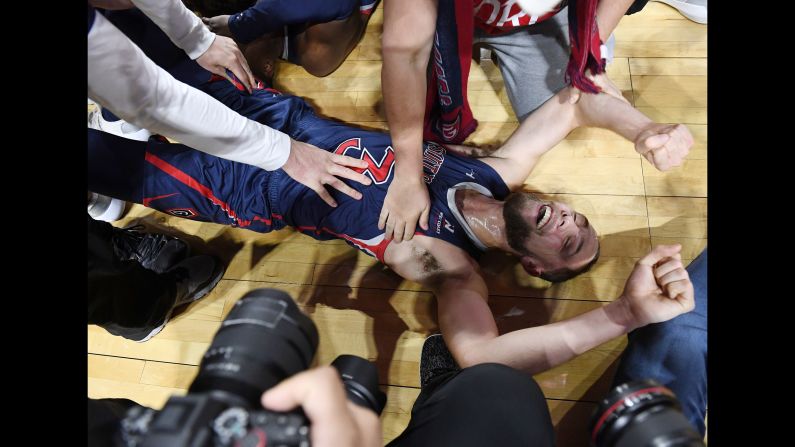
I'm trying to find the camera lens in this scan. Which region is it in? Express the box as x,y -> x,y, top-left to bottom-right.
589,380 -> 704,447
189,289 -> 319,407
331,354 -> 387,415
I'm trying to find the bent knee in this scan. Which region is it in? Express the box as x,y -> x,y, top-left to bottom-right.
459,363 -> 544,401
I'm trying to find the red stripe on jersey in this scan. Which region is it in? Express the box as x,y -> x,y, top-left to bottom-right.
144,151 -> 269,227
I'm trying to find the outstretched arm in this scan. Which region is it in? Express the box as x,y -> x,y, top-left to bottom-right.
473,86 -> 692,190
432,245 -> 694,374
473,87 -> 582,189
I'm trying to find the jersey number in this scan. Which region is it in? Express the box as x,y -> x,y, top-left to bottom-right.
334,138 -> 395,184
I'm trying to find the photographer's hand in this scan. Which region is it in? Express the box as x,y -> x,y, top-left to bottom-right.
262,366 -> 382,447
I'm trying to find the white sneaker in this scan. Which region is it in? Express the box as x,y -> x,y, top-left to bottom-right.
88,192 -> 126,222
652,0 -> 707,24
603,33 -> 616,66
87,106 -> 152,142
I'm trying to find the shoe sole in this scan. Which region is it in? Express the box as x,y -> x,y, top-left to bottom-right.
655,0 -> 707,24
183,259 -> 226,305
135,259 -> 225,343
135,308 -> 173,343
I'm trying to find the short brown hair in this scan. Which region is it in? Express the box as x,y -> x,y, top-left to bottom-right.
538,244 -> 601,283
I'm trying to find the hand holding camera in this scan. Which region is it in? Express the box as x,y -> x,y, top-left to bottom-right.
262,366 -> 382,447
119,289 -> 385,447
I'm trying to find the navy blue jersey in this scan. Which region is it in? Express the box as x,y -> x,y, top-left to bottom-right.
97,8 -> 511,262
141,85 -> 509,261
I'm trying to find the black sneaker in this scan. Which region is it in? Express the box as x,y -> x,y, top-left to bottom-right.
112,225 -> 190,274
134,255 -> 225,343
419,334 -> 460,389
170,255 -> 225,307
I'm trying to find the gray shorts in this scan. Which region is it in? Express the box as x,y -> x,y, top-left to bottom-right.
473,7 -> 570,121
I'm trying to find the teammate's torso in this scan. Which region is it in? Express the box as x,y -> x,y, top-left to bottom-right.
473,0 -> 565,34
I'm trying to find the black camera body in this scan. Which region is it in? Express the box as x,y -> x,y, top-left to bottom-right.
119,289 -> 386,447
121,393 -> 310,447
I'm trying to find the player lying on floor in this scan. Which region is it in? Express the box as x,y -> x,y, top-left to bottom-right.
88,68 -> 694,373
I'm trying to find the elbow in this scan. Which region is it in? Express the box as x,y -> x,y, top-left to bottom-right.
456,350 -> 485,369
448,339 -> 494,370
125,94 -> 159,131
121,77 -> 181,132
302,57 -> 343,78
381,39 -> 430,68
99,80 -> 159,131
305,66 -> 337,78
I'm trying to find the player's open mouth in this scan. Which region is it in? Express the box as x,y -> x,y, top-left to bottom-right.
537,205 -> 552,231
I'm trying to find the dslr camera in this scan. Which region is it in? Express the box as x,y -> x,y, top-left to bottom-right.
118,288 -> 386,447
590,380 -> 705,447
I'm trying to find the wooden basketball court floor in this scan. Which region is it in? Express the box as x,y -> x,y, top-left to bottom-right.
88,3 -> 707,445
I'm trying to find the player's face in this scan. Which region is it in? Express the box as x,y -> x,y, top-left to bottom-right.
516,197 -> 599,273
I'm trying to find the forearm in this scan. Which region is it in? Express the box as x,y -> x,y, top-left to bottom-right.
88,13 -> 290,170
434,272 -> 633,375
596,0 -> 635,40
574,90 -> 654,143
464,299 -> 635,374
381,51 -> 430,180
499,88 -> 579,157
381,0 -> 437,181
131,0 -> 214,59
484,88 -> 579,188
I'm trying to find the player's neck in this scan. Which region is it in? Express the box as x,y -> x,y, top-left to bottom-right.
456,190 -> 511,252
